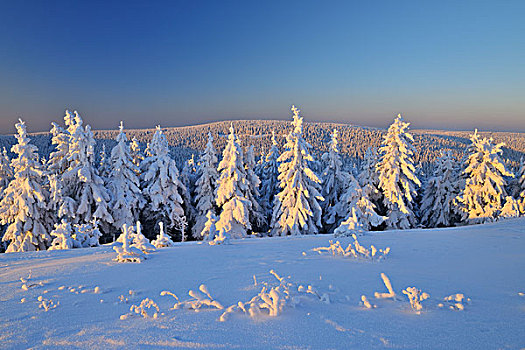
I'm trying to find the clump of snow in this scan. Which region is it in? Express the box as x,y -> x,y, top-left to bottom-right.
151,222 -> 176,248
374,273 -> 397,300
131,221 -> 156,253
402,287 -> 430,313
121,298 -> 160,320
438,293 -> 471,311
161,284 -> 224,311
361,295 -> 376,309
113,224 -> 145,263
312,235 -> 390,261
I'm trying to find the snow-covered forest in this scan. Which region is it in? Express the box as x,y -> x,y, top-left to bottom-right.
1,106 -> 525,253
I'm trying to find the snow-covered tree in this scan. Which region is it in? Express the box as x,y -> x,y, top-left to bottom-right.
201,210 -> 218,241
48,220 -> 74,250
47,118 -> 71,176
499,196 -> 520,219
107,122 -> 144,233
259,130 -> 280,221
270,105 -> 323,236
245,145 -> 265,231
0,147 -> 13,192
130,137 -> 144,171
513,157 -> 525,214
358,147 -> 381,204
0,120 -> 50,252
98,144 -> 110,178
60,111 -> 113,232
377,114 -> 421,229
192,133 -> 219,239
455,130 -> 514,224
72,220 -> 102,248
215,124 -> 252,239
180,154 -> 197,238
332,175 -> 386,232
321,129 -> 351,230
152,222 -> 176,248
140,126 -> 187,240
420,151 -> 461,228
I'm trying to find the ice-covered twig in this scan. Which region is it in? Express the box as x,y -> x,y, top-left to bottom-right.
361,295 -> 376,309
374,273 -> 397,300
312,237 -> 389,261
402,287 -> 430,312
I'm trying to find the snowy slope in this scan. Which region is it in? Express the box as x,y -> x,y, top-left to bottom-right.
1,218 -> 524,349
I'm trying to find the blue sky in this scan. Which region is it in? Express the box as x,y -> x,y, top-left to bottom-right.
0,0 -> 524,133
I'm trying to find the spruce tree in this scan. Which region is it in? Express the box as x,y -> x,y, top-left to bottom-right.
192,133 -> 219,239
377,114 -> 421,229
0,120 -> 50,252
271,106 -> 323,236
455,130 -> 514,223
215,124 -> 252,238
245,145 -> 265,231
259,130 -> 280,227
140,126 -> 187,240
420,151 -> 461,227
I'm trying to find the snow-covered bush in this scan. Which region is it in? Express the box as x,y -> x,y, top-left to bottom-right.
48,220 -> 74,250
161,284 -> 224,311
438,293 -> 471,311
499,196 -> 520,219
402,286 -> 430,312
377,114 -> 421,229
215,124 -> 252,239
72,220 -> 102,248
334,208 -> 363,237
131,221 -> 156,253
0,119 -> 50,252
201,210 -> 218,241
121,298 -> 160,319
312,235 -> 390,261
455,130 -> 514,224
152,222 -> 176,248
271,106 -> 323,236
113,224 -> 145,263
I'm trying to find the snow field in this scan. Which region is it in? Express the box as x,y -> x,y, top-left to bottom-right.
1,217 -> 524,349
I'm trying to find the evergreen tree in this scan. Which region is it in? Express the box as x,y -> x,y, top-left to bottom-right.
130,137 -> 144,172
455,130 -> 514,224
245,145 -> 265,231
420,151 -> 461,227
61,111 -> 113,234
377,114 -> 421,229
98,143 -> 110,179
215,124 -> 252,239
332,175 -> 386,233
47,115 -> 72,176
321,129 -> 351,230
358,147 -> 381,204
259,131 -> 281,223
140,126 -> 187,240
180,154 -> 198,238
0,120 -> 50,252
271,106 -> 323,236
192,133 -> 219,239
108,122 -> 144,233
0,147 -> 13,191
513,157 -> 525,214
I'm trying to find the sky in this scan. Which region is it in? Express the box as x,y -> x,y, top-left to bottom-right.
0,0 -> 524,133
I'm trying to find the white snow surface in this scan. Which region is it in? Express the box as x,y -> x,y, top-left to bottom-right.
1,218 -> 524,349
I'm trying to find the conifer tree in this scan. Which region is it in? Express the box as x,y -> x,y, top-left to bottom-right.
192,133 -> 219,239
245,145 -> 265,231
455,130 -> 514,223
259,131 -> 280,222
377,114 -> 421,229
420,151 -> 461,227
0,147 -> 13,192
271,106 -> 323,236
215,124 -> 252,238
0,120 -> 50,252
358,147 -> 381,204
130,137 -> 144,172
180,154 -> 197,237
321,129 -> 351,230
108,122 -> 144,232
140,126 -> 187,240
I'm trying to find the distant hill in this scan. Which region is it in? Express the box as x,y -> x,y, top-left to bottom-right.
1,120 -> 524,174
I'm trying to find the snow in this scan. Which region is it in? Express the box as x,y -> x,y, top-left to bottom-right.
1,218 -> 524,349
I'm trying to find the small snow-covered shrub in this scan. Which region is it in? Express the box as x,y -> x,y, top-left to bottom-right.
38,295 -> 59,311
152,222 -> 175,248
72,220 -> 102,248
499,196 -> 520,219
48,220 -> 74,250
201,210 -> 218,241
402,287 -> 430,312
131,221 -> 155,253
313,235 -> 390,261
208,227 -> 230,245
161,284 -> 223,311
121,298 -> 160,319
438,293 -> 471,311
113,224 -> 145,263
